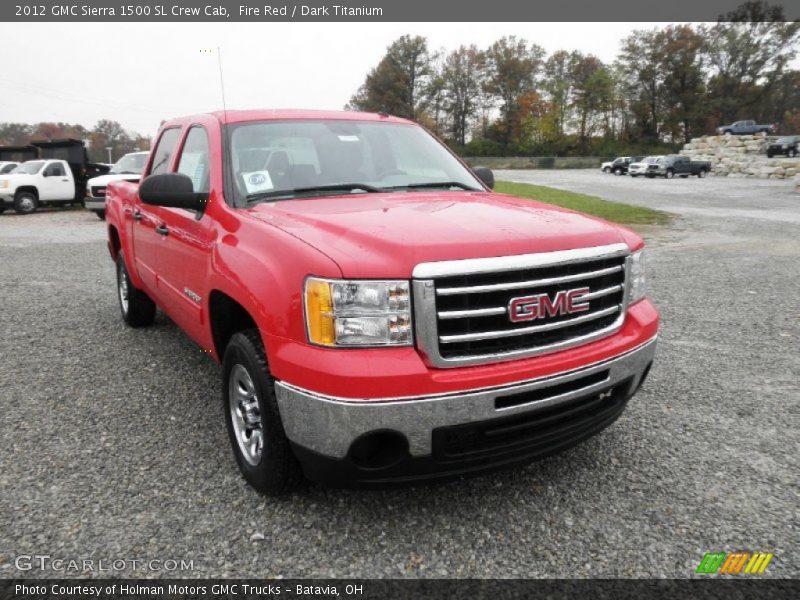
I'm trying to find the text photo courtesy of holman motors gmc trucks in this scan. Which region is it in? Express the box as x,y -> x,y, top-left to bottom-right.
106,110 -> 658,495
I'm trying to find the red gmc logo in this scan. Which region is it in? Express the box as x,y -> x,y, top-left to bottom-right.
508,287 -> 591,323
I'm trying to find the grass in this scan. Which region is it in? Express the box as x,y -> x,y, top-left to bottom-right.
495,180 -> 672,227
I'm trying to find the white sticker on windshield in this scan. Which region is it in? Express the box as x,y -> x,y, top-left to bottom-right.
337,135 -> 360,142
242,170 -> 274,194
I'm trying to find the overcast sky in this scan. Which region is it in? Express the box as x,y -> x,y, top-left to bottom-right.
2,22 -> 682,136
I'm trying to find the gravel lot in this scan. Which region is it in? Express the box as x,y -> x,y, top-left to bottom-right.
1,173 -> 798,579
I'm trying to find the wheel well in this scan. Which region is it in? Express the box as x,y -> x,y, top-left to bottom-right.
15,186 -> 38,199
108,226 -> 121,260
209,291 -> 258,359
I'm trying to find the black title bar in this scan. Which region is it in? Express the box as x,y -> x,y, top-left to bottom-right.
3,0 -> 799,22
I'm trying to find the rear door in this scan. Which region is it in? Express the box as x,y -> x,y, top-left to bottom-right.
39,161 -> 73,200
131,127 -> 183,294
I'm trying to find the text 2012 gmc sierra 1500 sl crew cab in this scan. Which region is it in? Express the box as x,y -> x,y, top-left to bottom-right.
105,110 -> 659,495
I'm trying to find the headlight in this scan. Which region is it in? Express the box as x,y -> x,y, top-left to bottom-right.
304,278 -> 412,347
628,250 -> 646,304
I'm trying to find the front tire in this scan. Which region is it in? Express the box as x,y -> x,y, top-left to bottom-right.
697,169 -> 707,178
223,330 -> 303,496
666,169 -> 675,179
13,192 -> 38,215
116,251 -> 156,327
96,210 -> 106,221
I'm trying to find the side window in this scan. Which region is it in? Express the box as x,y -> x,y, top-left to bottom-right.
45,162 -> 65,176
149,128 -> 182,176
176,127 -> 210,193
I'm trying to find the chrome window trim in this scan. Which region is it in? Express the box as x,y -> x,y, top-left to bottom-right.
413,244 -> 633,368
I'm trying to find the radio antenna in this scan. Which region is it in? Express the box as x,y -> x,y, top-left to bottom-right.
216,46 -> 228,117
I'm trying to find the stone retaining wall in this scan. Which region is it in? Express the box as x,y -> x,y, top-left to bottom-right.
681,134 -> 799,183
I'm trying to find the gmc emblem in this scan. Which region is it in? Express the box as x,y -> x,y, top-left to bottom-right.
508,287 -> 591,323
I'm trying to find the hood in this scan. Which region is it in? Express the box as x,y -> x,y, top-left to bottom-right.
246,191 -> 630,278
87,173 -> 141,186
0,173 -> 35,185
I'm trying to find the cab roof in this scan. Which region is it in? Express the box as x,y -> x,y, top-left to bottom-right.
160,109 -> 415,128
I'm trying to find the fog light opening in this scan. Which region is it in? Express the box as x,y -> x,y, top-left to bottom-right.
349,430 -> 409,470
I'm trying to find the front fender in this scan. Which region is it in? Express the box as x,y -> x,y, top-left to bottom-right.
206,213 -> 343,365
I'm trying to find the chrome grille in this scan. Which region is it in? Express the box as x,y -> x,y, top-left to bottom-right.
413,244 -> 631,368
91,186 -> 107,198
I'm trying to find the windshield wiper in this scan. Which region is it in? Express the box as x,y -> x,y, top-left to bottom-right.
387,181 -> 482,192
247,183 -> 383,203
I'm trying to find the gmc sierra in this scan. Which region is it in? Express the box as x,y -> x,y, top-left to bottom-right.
105,110 -> 659,495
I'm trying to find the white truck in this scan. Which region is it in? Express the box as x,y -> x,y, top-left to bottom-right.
0,159 -> 79,214
0,139 -> 109,215
84,151 -> 149,220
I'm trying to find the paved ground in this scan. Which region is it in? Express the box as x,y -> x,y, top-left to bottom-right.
1,174 -> 798,579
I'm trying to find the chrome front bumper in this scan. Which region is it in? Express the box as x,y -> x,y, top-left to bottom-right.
84,198 -> 106,210
275,336 -> 657,459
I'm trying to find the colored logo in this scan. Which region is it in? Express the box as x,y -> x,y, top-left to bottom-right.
249,173 -> 267,185
696,551 -> 774,575
508,287 -> 590,323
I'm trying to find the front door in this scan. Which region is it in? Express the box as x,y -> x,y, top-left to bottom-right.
131,127 -> 183,294
39,161 -> 73,201
151,125 -> 215,345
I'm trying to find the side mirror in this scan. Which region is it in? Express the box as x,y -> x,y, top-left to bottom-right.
472,166 -> 495,190
42,171 -> 51,177
139,173 -> 208,211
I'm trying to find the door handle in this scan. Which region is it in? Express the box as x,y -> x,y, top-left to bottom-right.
155,224 -> 169,236
61,178 -> 69,182
133,210 -> 142,221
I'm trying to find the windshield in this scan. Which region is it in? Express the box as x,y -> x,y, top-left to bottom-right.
776,137 -> 796,143
644,156 -> 662,164
229,120 -> 484,203
11,161 -> 45,175
110,153 -> 148,174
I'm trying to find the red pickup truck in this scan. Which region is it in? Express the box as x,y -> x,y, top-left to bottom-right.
106,109 -> 658,495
